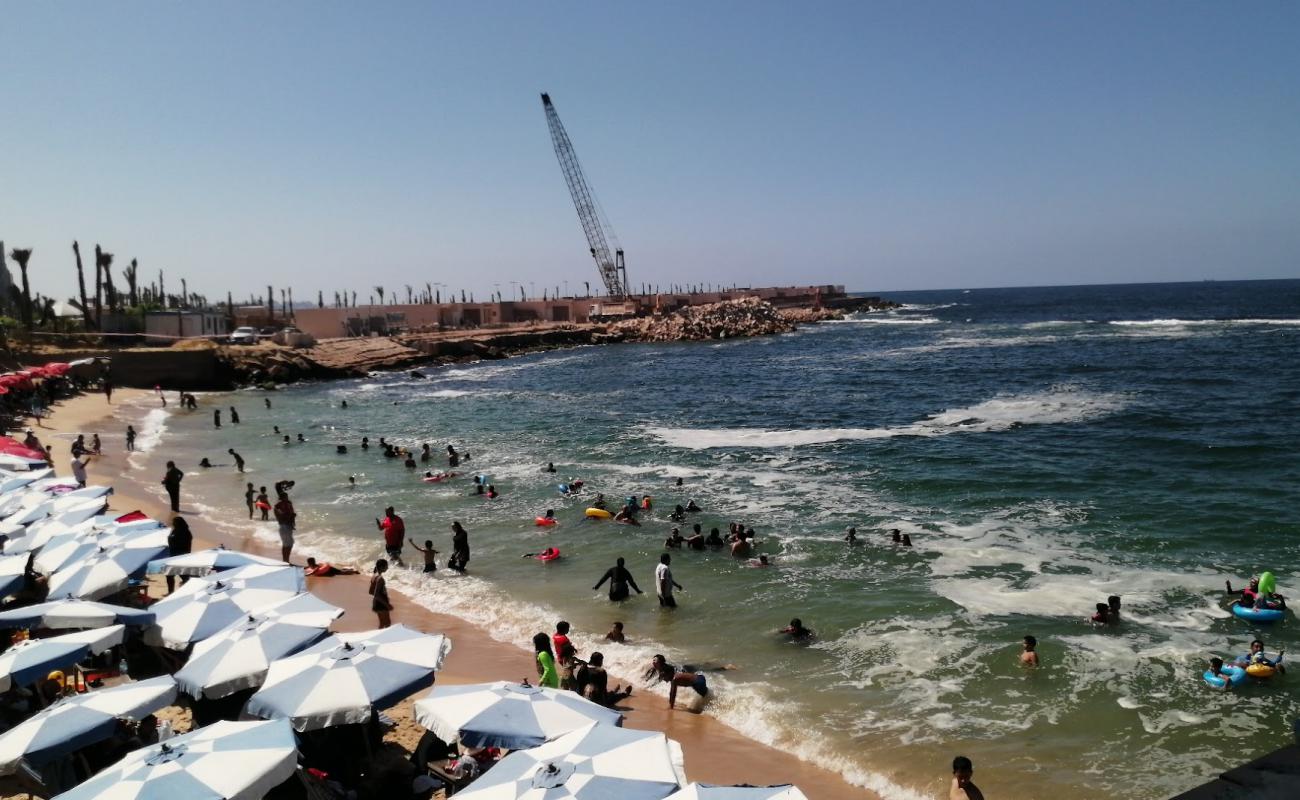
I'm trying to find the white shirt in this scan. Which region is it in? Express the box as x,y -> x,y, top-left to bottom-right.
654,563 -> 674,597
70,457 -> 87,483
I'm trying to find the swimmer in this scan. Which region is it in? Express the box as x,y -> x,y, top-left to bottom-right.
675,477 -> 684,487
664,529 -> 684,549
198,457 -> 214,468
749,554 -> 771,567
297,433 -> 305,443
901,534 -> 912,547
1090,603 -> 1110,625
404,455 -> 416,469
361,436 -> 369,449
685,499 -> 701,513
591,493 -> 607,510
731,537 -> 752,558
545,462 -> 556,473
264,397 -> 272,409
780,618 -> 813,640
541,509 -> 557,523
845,527 -> 858,543
1020,635 -> 1039,667
485,484 -> 499,499
282,435 -> 291,445
304,557 -> 359,577
1206,657 -> 1235,691
890,528 -> 902,543
705,528 -> 725,547
348,475 -> 356,487
421,444 -> 431,462
950,756 -> 984,800
341,400 -> 348,409
1108,595 -> 1122,621
336,445 -> 348,454
606,621 -> 626,643
669,505 -> 686,523
1234,639 -> 1285,671
614,505 -> 640,526
644,655 -> 709,710
273,426 -> 281,435
685,530 -> 705,550
641,495 -> 652,510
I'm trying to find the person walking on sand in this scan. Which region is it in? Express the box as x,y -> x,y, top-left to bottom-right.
244,482 -> 256,520
654,553 -> 682,609
376,507 -> 405,565
229,406 -> 240,424
69,453 -> 91,488
227,448 -> 245,473
950,756 -> 985,800
273,493 -> 296,563
369,559 -> 392,628
162,461 -> 184,512
593,557 -> 643,601
212,409 -> 221,428
165,516 -> 193,595
125,425 -> 136,452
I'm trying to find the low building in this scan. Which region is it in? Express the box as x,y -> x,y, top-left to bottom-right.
144,309 -> 231,344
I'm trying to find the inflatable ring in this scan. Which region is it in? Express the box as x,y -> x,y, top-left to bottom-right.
1232,604 -> 1285,623
585,508 -> 612,519
535,517 -> 558,527
536,548 -> 561,562
1246,663 -> 1277,679
255,501 -> 271,510
1204,665 -> 1247,688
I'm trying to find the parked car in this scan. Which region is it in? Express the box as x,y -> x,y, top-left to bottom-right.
229,326 -> 260,345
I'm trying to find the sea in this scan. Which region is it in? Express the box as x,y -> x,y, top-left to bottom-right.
122,279 -> 1300,799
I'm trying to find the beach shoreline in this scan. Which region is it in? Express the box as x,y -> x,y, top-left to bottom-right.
38,389 -> 889,800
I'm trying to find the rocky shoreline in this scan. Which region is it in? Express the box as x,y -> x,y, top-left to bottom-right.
23,296 -> 898,389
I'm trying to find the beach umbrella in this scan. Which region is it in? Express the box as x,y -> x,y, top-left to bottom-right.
452,721 -> 686,800
414,681 -> 623,749
244,624 -> 452,731
665,786 -> 810,800
34,526 -> 168,575
147,547 -> 284,577
144,564 -> 305,650
0,625 -> 125,692
47,543 -> 169,601
0,675 -> 178,774
175,592 -> 342,700
0,472 -> 40,496
0,437 -> 46,462
0,598 -> 155,630
0,554 -> 29,598
48,718 -> 298,800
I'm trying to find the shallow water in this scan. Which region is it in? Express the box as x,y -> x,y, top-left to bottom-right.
128,279 -> 1300,799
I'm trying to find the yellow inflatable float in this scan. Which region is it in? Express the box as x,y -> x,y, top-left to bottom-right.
584,507 -> 612,519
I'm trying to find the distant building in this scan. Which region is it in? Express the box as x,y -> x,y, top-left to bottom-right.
145,309 -> 230,344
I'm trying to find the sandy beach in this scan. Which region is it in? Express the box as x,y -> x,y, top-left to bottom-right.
31,388 -> 884,800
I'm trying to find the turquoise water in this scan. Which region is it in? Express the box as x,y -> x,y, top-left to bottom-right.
128,280 -> 1300,799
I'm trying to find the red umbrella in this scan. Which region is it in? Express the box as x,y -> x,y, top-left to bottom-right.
115,510 -> 149,523
43,363 -> 71,376
0,437 -> 47,461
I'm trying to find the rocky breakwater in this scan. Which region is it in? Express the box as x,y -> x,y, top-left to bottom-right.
609,297 -> 795,342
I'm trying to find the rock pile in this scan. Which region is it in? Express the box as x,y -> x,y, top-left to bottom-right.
610,297 -> 795,342
778,307 -> 844,324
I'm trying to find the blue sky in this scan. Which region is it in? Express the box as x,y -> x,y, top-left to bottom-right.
2,1 -> 1296,302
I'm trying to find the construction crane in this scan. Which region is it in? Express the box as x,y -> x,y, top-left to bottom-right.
541,92 -> 629,300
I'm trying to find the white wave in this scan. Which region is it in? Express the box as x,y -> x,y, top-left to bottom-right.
127,407 -> 170,470
899,302 -> 960,311
842,315 -> 942,325
425,389 -> 476,398
1109,318 -> 1300,327
646,387 -> 1127,449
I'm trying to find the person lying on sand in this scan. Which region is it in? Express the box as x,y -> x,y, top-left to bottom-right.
304,557 -> 359,577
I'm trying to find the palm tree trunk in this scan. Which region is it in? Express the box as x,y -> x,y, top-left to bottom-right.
93,245 -> 104,328
72,242 -> 94,329
9,248 -> 34,330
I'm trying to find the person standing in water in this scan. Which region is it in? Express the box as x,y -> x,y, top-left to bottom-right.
409,538 -> 439,573
449,521 -> 470,572
1020,635 -> 1040,666
593,557 -> 643,601
264,397 -> 271,409
376,507 -> 405,565
229,406 -> 240,424
950,756 -> 985,800
125,425 -> 136,452
244,482 -> 256,520
369,559 -> 392,628
213,409 -> 221,428
654,554 -> 682,608
446,445 -> 459,467
228,448 -> 245,473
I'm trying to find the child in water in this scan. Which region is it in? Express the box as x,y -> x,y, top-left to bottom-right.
605,621 -> 626,643
1020,635 -> 1039,666
408,539 -> 439,573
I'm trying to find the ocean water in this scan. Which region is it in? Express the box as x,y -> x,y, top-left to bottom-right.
125,279 -> 1300,799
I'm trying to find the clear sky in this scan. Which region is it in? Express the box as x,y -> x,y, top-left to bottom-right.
2,1 -> 1297,303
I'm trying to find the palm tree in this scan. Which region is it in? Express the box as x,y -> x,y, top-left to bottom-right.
374,286 -> 385,306
404,285 -> 413,304
318,290 -> 324,309
9,248 -> 33,330
350,291 -> 356,308
100,250 -> 117,312
72,241 -> 93,328
425,282 -> 432,305
123,258 -> 139,307
93,245 -> 104,326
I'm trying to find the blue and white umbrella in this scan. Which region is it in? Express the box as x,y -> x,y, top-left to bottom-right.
244,624 -> 451,731
414,681 -> 623,749
0,675 -> 178,774
665,785 -> 810,800
147,547 -> 284,577
47,543 -> 169,601
453,722 -> 686,800
49,718 -> 298,800
36,527 -> 169,576
144,564 -> 305,650
0,625 -> 125,692
175,592 -> 342,700
0,598 -> 154,630
0,553 -> 29,598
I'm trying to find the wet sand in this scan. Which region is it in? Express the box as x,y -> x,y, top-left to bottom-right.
35,389 -> 882,800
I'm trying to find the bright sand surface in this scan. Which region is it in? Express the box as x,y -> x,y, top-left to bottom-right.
28,388 -> 883,800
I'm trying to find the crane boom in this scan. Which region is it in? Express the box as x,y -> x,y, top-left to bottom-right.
541,92 -> 629,298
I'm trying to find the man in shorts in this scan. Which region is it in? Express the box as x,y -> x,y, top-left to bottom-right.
376,506 -> 405,565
